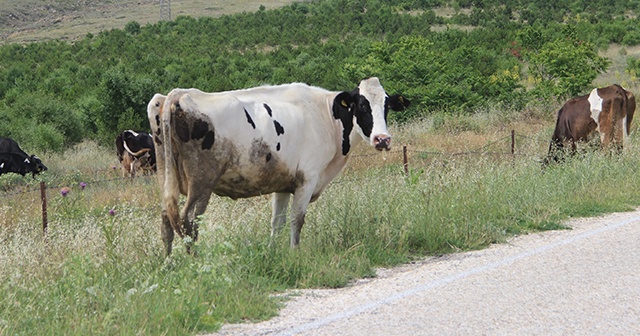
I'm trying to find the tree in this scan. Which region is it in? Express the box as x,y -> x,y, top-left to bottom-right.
525,36 -> 609,98
96,65 -> 158,145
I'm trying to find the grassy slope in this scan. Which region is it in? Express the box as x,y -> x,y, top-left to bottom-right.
0,0 -> 299,44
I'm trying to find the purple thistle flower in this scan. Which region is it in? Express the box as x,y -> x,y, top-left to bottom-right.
60,187 -> 71,197
79,182 -> 87,190
108,208 -> 116,216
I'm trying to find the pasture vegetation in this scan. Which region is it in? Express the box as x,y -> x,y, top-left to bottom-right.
3,102 -> 640,334
2,0 -> 640,334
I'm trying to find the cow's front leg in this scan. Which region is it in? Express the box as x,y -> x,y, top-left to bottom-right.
289,184 -> 315,247
270,192 -> 291,241
129,161 -> 136,178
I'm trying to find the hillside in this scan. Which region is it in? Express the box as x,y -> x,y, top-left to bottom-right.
0,0 -> 297,44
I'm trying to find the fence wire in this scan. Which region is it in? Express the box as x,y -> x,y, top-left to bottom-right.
1,132 -> 542,199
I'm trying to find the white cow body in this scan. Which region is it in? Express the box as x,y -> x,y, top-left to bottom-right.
149,78 -> 409,255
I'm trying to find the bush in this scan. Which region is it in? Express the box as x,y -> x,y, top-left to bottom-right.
523,34 -> 609,99
622,30 -> 640,46
2,91 -> 85,151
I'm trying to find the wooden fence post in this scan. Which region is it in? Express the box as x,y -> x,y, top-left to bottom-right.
403,145 -> 409,176
511,130 -> 515,155
40,181 -> 48,236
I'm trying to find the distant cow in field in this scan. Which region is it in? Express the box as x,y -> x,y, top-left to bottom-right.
148,77 -> 410,256
115,130 -> 156,178
0,137 -> 47,177
544,84 -> 635,165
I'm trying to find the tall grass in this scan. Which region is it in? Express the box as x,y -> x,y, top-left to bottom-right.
2,112 -> 640,334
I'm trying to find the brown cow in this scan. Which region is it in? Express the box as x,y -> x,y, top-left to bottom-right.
544,84 -> 635,164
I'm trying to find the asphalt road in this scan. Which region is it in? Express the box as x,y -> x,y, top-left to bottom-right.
213,209 -> 640,335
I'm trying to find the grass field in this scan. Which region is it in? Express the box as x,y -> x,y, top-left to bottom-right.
2,1 -> 640,334
3,101 -> 640,334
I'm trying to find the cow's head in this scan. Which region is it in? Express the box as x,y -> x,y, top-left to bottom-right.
26,155 -> 47,177
333,77 -> 410,155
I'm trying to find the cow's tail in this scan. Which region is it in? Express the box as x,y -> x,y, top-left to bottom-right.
543,108 -> 565,167
161,92 -> 184,237
625,89 -> 635,137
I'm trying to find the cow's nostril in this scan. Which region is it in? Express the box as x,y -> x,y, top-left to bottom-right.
374,135 -> 391,150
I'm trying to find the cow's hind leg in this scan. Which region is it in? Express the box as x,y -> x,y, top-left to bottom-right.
161,209 -> 174,257
180,189 -> 213,254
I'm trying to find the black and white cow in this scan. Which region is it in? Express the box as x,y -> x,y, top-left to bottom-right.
115,130 -> 156,178
0,137 -> 47,177
148,78 -> 410,255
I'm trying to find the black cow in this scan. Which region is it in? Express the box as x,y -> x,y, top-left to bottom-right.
115,130 -> 156,178
0,137 -> 48,177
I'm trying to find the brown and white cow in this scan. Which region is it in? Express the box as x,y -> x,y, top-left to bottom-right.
544,84 -> 635,164
115,130 -> 157,178
148,78 -> 410,255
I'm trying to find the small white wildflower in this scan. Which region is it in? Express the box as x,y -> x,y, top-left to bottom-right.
174,289 -> 182,295
143,283 -> 159,294
126,288 -> 137,298
183,236 -> 193,244
86,286 -> 97,296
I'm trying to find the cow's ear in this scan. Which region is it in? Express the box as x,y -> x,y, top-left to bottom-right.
388,94 -> 411,111
333,92 -> 355,155
332,91 -> 354,119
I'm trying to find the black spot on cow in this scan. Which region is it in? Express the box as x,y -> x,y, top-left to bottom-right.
352,90 -> 374,138
245,108 -> 256,129
276,143 -> 281,151
266,153 -> 272,162
174,109 -> 191,143
202,130 -> 215,150
273,120 -> 285,136
264,103 -> 273,117
332,91 -> 355,155
155,115 -> 161,127
191,119 -> 209,140
154,135 -> 163,146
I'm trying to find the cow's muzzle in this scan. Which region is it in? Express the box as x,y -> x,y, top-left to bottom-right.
373,135 -> 391,151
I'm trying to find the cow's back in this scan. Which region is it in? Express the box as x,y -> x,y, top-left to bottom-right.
0,137 -> 27,156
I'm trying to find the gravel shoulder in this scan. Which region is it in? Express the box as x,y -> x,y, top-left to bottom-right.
211,208 -> 640,335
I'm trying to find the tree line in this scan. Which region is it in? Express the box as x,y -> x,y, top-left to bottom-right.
0,0 -> 639,151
